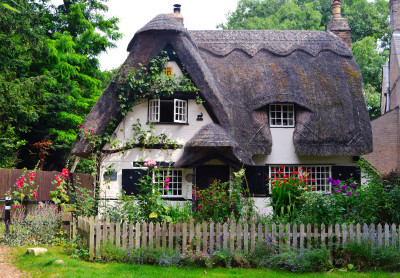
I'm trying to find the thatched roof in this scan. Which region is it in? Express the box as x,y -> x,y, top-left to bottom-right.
72,14 -> 373,165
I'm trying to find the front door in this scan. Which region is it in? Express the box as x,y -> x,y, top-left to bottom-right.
195,165 -> 230,190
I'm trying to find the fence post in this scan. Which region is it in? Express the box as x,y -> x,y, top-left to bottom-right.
89,216 -> 95,259
4,196 -> 11,235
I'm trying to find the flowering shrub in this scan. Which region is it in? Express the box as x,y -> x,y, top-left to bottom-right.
6,169 -> 38,206
4,202 -> 61,246
69,186 -> 96,217
101,158 -> 175,223
269,166 -> 316,218
49,168 -> 70,205
193,169 -> 254,222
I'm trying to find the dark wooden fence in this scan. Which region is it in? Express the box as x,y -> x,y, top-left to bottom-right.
0,168 -> 94,218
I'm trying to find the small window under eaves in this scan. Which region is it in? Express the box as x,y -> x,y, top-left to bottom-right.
269,104 -> 295,127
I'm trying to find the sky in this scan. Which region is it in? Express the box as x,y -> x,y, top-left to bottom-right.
97,0 -> 240,70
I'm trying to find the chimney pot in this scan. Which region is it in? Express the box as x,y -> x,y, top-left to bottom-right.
169,4 -> 183,25
327,0 -> 351,49
173,4 -> 181,13
332,1 -> 342,19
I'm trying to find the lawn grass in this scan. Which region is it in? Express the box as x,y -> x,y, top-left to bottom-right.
12,246 -> 400,278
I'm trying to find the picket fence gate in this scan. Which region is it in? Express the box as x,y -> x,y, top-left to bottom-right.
73,216 -> 400,259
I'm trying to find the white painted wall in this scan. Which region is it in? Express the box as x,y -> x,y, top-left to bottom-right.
100,98 -> 213,199
100,103 -> 358,216
253,128 -> 356,166
103,99 -> 212,149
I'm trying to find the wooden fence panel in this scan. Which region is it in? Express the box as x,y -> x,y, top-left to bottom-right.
74,218 -> 400,260
0,169 -> 94,209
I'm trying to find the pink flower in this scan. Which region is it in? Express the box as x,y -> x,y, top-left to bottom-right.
29,172 -> 36,182
61,168 -> 69,177
144,158 -> 157,168
32,191 -> 37,199
164,177 -> 170,188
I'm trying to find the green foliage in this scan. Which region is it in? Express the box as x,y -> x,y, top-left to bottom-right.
110,119 -> 179,151
342,240 -> 400,271
193,169 -> 254,222
0,0 -> 121,170
101,160 -> 185,223
352,37 -> 389,119
119,51 -> 199,105
293,159 -> 400,225
220,0 -> 389,119
100,243 -> 185,267
269,167 -> 316,220
49,168 -> 70,205
266,248 -> 331,272
69,186 -> 96,217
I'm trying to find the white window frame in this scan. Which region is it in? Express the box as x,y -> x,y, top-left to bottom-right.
148,99 -> 188,124
148,99 -> 160,122
269,165 -> 332,192
174,99 -> 187,123
154,169 -> 183,197
269,104 -> 295,127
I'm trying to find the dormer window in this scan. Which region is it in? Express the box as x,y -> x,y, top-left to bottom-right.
269,104 -> 295,127
148,99 -> 188,124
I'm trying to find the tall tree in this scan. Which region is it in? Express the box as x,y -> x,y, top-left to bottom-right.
0,0 -> 121,169
219,0 -> 389,119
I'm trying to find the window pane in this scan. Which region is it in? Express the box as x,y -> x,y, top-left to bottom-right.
269,104 -> 295,127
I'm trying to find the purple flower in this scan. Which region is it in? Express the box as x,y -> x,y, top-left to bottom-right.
346,192 -> 351,196
327,193 -> 332,196
354,192 -> 358,195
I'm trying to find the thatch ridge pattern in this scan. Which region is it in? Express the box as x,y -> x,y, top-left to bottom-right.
189,30 -> 353,58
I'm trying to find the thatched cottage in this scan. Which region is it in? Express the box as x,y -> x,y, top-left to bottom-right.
72,3 -> 372,211
364,0 -> 400,174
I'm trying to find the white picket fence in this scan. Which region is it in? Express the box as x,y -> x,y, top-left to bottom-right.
72,216 -> 400,259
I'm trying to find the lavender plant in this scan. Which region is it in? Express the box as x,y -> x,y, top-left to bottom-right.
4,202 -> 61,246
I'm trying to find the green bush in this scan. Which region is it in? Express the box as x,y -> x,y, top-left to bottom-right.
292,160 -> 400,225
342,241 -> 400,271
193,169 -> 254,222
270,166 -> 316,219
100,243 -> 184,267
266,248 -> 331,272
247,241 -> 278,267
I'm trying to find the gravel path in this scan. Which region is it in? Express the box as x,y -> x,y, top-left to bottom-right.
0,245 -> 30,278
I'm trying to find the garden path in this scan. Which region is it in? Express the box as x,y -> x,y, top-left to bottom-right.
0,245 -> 29,278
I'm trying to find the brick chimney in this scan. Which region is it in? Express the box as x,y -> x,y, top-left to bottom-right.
327,0 -> 351,49
390,0 -> 400,34
168,4 -> 184,25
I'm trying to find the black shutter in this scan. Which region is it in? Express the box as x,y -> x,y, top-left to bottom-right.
245,166 -> 269,196
331,166 -> 361,184
122,169 -> 146,195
